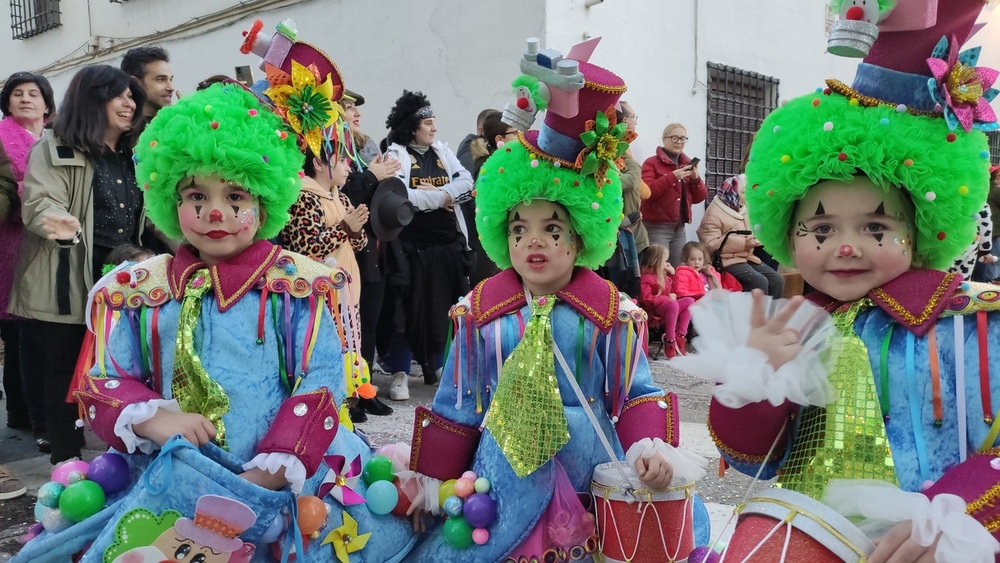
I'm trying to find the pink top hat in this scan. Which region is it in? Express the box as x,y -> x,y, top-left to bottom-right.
173,495 -> 257,553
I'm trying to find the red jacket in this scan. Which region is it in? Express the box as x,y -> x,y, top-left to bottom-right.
640,147 -> 707,224
673,265 -> 725,299
638,271 -> 675,311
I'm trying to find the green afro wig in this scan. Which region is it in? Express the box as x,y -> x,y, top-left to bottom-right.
136,83 -> 305,241
475,138 -> 623,270
746,89 -> 990,270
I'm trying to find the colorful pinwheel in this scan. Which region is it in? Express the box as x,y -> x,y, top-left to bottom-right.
927,35 -> 999,133
321,511 -> 371,563
318,454 -> 365,506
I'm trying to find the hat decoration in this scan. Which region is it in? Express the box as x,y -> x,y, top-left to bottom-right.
746,0 -> 995,270
240,19 -> 357,166
926,35 -> 999,132
476,37 -> 631,270
827,0 -> 897,57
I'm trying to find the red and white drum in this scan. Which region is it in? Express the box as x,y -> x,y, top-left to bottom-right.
719,487 -> 874,562
591,461 -> 695,563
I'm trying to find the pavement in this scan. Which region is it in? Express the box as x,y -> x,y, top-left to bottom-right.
0,356 -> 771,560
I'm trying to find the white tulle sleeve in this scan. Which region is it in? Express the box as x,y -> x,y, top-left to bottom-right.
671,290 -> 839,408
115,399 -> 182,454
625,438 -> 708,484
824,479 -> 1000,563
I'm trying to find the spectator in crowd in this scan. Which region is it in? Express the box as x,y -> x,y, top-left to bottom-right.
120,46 -> 175,122
456,108 -> 499,172
602,103 -> 645,296
673,241 -> 738,301
698,172 -> 784,299
618,101 -> 649,255
467,112 -> 514,286
9,65 -> 146,463
982,165 -> 1000,282
950,202 -> 995,281
641,123 -> 706,266
339,89 -> 400,421
474,112 -> 515,179
382,90 -> 473,400
0,71 -> 55,451
101,242 -> 155,269
639,243 -> 693,359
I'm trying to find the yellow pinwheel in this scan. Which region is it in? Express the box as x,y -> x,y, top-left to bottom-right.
321,510 -> 371,563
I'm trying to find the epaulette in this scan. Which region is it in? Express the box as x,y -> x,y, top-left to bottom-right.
90,254 -> 173,312
616,292 -> 648,325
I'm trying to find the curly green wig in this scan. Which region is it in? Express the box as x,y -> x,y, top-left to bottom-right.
475,138 -> 623,270
136,83 -> 305,241
746,89 -> 990,270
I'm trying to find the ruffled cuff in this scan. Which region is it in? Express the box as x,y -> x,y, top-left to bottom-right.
243,453 -> 307,494
824,480 -> 1000,563
672,289 -> 839,408
395,470 -> 444,515
115,399 -> 181,454
624,437 -> 708,484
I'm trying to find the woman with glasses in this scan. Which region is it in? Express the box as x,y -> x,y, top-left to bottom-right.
641,123 -> 706,266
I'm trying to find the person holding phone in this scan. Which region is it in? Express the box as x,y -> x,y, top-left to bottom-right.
641,123 -> 707,267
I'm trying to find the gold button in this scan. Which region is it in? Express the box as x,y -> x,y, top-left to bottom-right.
119,203 -> 125,208
116,179 -> 122,184
117,228 -> 123,234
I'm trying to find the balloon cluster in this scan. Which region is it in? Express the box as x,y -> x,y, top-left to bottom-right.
32,453 -> 130,535
361,454 -> 409,516
440,470 -> 496,548
688,544 -> 723,563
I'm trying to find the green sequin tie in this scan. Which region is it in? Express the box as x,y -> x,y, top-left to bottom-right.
777,299 -> 897,498
485,295 -> 570,478
172,269 -> 230,448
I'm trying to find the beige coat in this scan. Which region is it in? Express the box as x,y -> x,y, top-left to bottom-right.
697,197 -> 761,268
8,135 -> 144,324
620,153 -> 650,253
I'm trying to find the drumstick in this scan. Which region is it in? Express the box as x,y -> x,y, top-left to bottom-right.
697,419 -> 789,563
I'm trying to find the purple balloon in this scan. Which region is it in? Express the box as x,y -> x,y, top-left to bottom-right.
462,493 -> 497,528
687,546 -> 720,563
87,453 -> 130,494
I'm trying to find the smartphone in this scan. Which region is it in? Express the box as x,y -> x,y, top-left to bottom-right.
234,65 -> 253,86
688,157 -> 700,168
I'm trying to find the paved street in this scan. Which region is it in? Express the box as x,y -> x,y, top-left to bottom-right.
0,356 -> 770,560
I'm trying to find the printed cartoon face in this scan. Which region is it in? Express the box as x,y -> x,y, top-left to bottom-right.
839,0 -> 879,24
791,176 -> 913,301
150,527 -> 229,563
507,199 -> 578,296
177,174 -> 260,265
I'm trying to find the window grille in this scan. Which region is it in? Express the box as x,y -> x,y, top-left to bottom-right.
705,63 -> 779,202
10,0 -> 60,40
988,130 -> 1000,166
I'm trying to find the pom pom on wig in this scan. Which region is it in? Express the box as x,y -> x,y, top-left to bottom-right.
475,139 -> 623,270
385,90 -> 431,146
136,83 -> 305,241
746,90 -> 989,270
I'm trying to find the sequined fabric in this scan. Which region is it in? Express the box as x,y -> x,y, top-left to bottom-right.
485,295 -> 569,478
777,299 -> 897,498
172,268 -> 230,448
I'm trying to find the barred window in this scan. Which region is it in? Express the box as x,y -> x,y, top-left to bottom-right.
705,63 -> 779,203
988,131 -> 1000,166
10,0 -> 60,40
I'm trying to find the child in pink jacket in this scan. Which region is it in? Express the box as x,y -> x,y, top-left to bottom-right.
638,244 -> 693,357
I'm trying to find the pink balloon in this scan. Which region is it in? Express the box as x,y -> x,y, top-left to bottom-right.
51,460 -> 90,486
461,470 -> 478,481
472,527 -> 490,545
453,478 -> 475,499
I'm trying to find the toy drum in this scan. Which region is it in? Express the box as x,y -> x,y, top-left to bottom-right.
591,461 -> 695,563
719,487 -> 875,562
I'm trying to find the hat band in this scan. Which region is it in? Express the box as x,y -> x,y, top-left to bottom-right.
537,123 -> 585,163
415,106 -> 434,119
851,63 -> 938,112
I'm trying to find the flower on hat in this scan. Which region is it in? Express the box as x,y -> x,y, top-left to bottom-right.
926,35 -> 999,133
575,107 -> 637,187
321,510 -> 371,563
265,60 -> 344,155
317,454 -> 365,506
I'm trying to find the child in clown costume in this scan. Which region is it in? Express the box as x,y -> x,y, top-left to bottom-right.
678,1 -> 1000,561
12,84 -> 417,562
399,45 -> 710,562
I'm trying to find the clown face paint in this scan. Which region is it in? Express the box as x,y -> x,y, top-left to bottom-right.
178,174 -> 260,265
508,200 -> 578,296
791,176 -> 913,301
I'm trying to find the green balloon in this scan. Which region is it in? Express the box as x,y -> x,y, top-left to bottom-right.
443,515 -> 474,548
362,455 -> 395,485
58,480 -> 106,522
